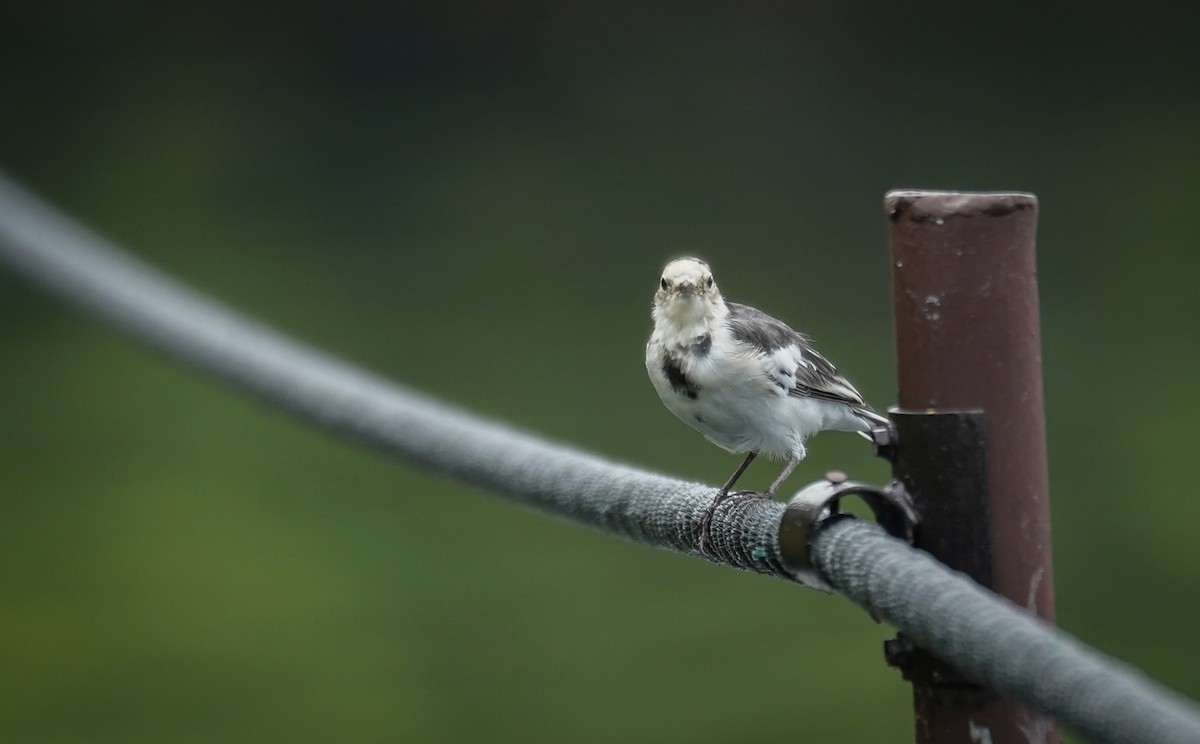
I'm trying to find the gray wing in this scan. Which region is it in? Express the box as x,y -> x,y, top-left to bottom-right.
789,341 -> 868,406
725,301 -> 868,407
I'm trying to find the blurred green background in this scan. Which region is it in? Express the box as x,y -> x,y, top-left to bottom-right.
2,3 -> 1198,742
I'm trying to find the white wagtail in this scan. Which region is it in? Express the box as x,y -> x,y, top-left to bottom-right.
645,257 -> 885,540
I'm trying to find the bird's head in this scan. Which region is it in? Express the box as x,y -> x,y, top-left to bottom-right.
653,257 -> 724,329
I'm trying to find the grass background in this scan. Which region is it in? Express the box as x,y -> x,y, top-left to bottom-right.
2,4 -> 1199,741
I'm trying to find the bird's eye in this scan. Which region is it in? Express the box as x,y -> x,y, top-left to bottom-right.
660,278 -> 668,290
705,276 -> 714,288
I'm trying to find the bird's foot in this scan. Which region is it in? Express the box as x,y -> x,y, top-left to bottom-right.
696,490 -> 771,552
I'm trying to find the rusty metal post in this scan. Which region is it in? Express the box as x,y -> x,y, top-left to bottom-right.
885,191 -> 1057,744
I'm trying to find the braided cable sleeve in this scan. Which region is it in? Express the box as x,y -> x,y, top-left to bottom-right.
814,518 -> 1200,744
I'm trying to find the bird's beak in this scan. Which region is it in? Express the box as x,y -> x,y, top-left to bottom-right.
676,282 -> 703,296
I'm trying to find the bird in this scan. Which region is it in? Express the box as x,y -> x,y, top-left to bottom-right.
645,256 -> 885,542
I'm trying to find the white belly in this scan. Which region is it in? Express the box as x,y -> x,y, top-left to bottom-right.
646,336 -> 861,459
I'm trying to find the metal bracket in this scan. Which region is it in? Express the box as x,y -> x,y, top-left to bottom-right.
881,408 -> 992,694
777,471 -> 918,592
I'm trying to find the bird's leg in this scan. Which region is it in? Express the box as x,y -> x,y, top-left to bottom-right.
697,451 -> 760,550
766,457 -> 801,498
716,451 -> 757,500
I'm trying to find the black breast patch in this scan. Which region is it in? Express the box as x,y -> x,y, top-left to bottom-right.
662,355 -> 699,400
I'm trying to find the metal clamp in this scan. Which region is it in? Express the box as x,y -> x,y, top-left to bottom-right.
778,471 -> 918,592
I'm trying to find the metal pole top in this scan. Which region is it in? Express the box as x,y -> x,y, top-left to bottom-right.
886,190 -> 1037,220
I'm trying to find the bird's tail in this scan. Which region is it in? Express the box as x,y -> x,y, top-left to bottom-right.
853,407 -> 891,442
853,407 -> 888,427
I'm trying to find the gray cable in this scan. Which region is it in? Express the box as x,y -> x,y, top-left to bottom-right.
815,519 -> 1200,744
0,173 -> 787,576
3,171 -> 1200,744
